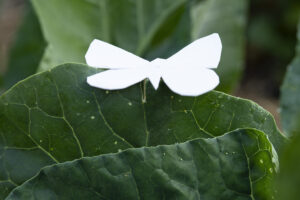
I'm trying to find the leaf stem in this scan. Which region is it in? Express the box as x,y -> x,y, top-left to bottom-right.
142,80 -> 147,103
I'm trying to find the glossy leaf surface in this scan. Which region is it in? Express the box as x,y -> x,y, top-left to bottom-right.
7,129 -> 278,200
0,64 -> 285,198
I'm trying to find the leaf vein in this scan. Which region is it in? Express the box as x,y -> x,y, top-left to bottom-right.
93,92 -> 134,148
52,77 -> 84,157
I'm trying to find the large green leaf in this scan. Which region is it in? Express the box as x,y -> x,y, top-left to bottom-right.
0,64 -> 285,198
280,20 -> 300,136
31,0 -> 189,71
191,0 -> 248,92
2,2 -> 46,90
6,129 -> 278,200
31,0 -> 247,92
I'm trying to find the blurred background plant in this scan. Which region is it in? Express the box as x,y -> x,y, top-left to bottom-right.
247,0 -> 300,96
0,0 -> 299,125
239,0 -> 300,125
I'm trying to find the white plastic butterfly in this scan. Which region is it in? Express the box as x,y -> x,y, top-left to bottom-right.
85,33 -> 222,96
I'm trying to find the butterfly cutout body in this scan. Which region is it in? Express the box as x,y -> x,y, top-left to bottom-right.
85,33 -> 222,96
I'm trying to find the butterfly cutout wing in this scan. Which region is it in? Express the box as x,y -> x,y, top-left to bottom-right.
87,68 -> 149,90
86,34 -> 222,95
161,67 -> 219,96
85,39 -> 150,69
166,33 -> 222,69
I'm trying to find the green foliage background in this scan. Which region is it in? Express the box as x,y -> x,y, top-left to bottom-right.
3,0 -> 248,93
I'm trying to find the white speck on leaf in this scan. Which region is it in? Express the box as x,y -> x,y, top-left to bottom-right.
260,159 -> 264,164
269,168 -> 273,173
